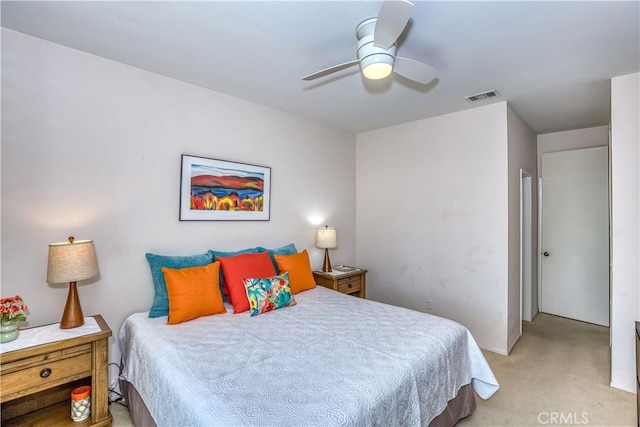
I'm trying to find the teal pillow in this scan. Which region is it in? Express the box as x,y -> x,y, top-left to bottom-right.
208,247 -> 264,301
146,252 -> 213,318
257,243 -> 298,273
242,272 -> 296,316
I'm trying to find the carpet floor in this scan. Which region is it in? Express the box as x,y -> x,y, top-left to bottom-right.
459,313 -> 635,427
110,312 -> 635,426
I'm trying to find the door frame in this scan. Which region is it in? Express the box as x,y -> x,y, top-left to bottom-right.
537,177 -> 543,314
520,169 -> 533,327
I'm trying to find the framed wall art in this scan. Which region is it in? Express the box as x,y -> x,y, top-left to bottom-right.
180,154 -> 271,221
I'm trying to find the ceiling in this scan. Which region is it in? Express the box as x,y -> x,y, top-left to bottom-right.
2,1 -> 639,135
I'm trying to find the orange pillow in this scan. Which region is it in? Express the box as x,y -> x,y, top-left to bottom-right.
162,262 -> 226,324
274,249 -> 316,294
217,252 -> 276,313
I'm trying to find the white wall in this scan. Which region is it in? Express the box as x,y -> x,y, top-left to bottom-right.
1,29 -> 357,373
537,126 -> 609,176
610,73 -> 639,392
356,102 -> 510,354
506,105 -> 538,351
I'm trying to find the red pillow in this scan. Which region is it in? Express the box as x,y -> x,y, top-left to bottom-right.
217,252 -> 276,313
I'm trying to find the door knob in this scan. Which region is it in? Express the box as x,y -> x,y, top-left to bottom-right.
543,251 -> 550,257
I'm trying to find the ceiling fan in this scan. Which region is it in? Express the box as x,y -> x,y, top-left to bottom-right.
302,0 -> 437,85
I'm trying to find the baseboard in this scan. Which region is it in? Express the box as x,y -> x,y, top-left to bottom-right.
610,381 -> 636,394
480,346 -> 509,356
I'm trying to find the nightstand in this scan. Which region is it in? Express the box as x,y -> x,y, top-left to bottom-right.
1,315 -> 112,426
313,267 -> 367,298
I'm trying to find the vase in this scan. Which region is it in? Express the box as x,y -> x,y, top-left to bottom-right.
0,323 -> 19,343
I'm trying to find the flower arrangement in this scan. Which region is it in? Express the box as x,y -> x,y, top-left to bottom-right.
0,295 -> 28,324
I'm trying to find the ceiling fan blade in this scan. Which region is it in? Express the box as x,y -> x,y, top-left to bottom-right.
302,60 -> 360,81
374,0 -> 414,49
393,56 -> 437,84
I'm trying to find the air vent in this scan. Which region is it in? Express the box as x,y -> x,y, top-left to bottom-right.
465,90 -> 500,103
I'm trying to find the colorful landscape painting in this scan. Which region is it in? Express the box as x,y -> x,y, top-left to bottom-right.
180,155 -> 271,221
190,164 -> 264,212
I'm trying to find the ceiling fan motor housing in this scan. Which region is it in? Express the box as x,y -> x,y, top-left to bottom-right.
357,34 -> 396,75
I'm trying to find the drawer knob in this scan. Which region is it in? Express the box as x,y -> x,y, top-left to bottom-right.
40,368 -> 52,378
348,283 -> 353,288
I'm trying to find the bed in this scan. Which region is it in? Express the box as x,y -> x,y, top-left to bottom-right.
119,285 -> 499,426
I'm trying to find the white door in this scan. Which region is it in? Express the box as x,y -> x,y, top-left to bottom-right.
540,146 -> 609,326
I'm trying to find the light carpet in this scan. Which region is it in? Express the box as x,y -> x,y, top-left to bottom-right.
459,313 -> 635,427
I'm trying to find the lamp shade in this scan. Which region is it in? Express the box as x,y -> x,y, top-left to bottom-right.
316,226 -> 337,249
47,239 -> 99,284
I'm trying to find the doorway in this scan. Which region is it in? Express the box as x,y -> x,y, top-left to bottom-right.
539,146 -> 609,326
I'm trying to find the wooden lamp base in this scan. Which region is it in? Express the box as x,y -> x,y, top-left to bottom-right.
322,248 -> 333,273
60,281 -> 84,329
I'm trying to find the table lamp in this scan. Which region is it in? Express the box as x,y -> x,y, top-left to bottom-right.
47,237 -> 99,329
316,226 -> 337,272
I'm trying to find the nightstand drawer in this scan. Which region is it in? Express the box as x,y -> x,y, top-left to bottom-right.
313,268 -> 367,299
338,277 -> 361,294
1,346 -> 92,400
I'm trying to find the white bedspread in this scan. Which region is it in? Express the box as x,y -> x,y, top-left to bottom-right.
119,286 -> 498,427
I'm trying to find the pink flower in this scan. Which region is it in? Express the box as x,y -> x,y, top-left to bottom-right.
0,295 -> 28,324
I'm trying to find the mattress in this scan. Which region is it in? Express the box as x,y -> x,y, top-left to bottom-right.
119,286 -> 498,426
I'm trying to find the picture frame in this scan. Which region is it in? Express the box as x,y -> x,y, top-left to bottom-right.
180,154 -> 271,221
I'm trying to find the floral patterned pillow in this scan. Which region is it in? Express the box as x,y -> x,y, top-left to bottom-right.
242,272 -> 297,316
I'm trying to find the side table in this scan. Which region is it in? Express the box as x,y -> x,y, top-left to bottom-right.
313,267 -> 367,298
0,315 -> 112,426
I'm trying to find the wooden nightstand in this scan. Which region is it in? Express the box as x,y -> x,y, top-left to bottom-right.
313,267 -> 367,298
1,315 -> 112,427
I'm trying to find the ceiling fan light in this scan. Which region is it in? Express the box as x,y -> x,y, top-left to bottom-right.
363,62 -> 393,80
